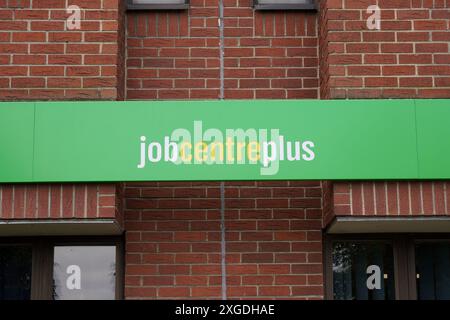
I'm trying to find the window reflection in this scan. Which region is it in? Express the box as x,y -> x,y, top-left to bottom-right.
0,246 -> 32,300
53,246 -> 116,300
333,241 -> 395,300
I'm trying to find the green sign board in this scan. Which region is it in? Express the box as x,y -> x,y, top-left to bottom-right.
0,99 -> 449,183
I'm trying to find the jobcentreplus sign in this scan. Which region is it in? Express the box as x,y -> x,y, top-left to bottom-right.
137,121 -> 315,176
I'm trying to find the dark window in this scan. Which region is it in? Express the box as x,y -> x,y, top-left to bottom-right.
332,241 -> 395,300
253,0 -> 316,10
327,235 -> 450,300
0,246 -> 32,300
416,242 -> 450,300
127,0 -> 189,10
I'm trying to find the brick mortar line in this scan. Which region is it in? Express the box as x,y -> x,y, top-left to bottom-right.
349,183 -> 353,215
408,182 -> 412,215
361,182 -> 365,215
71,184 -> 75,218
432,182 -> 436,215
384,182 -> 388,215
396,182 -> 400,215
35,185 -> 38,218
445,182 -> 449,215
420,182 -> 424,214
96,184 -> 99,218
47,185 -> 51,218
373,182 -> 377,216
57,184 -> 61,218
12,185 -> 15,218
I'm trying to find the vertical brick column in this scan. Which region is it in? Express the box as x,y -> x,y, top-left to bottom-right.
318,0 -> 450,98
319,0 -> 450,230
124,1 -> 324,299
0,1 -> 125,229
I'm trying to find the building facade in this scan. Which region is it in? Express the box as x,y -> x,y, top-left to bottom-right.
0,0 -> 449,300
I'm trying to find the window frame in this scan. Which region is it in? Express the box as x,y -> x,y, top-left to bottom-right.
324,233 -> 450,300
127,0 -> 190,10
253,0 -> 317,11
0,236 -> 123,300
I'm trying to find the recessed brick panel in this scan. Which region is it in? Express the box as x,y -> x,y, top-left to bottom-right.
124,181 -> 324,299
126,1 -> 319,100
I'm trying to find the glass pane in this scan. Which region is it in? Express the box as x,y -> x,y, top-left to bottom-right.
416,242 -> 450,300
0,246 -> 32,300
333,241 -> 395,300
53,246 -> 116,300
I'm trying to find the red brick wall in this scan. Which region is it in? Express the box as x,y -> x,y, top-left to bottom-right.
320,0 -> 450,98
123,181 -> 324,299
126,0 -> 318,99
330,181 -> 450,222
0,183 -> 120,220
0,0 -> 125,100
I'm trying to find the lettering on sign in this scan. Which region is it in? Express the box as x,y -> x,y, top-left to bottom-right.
137,121 -> 315,176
